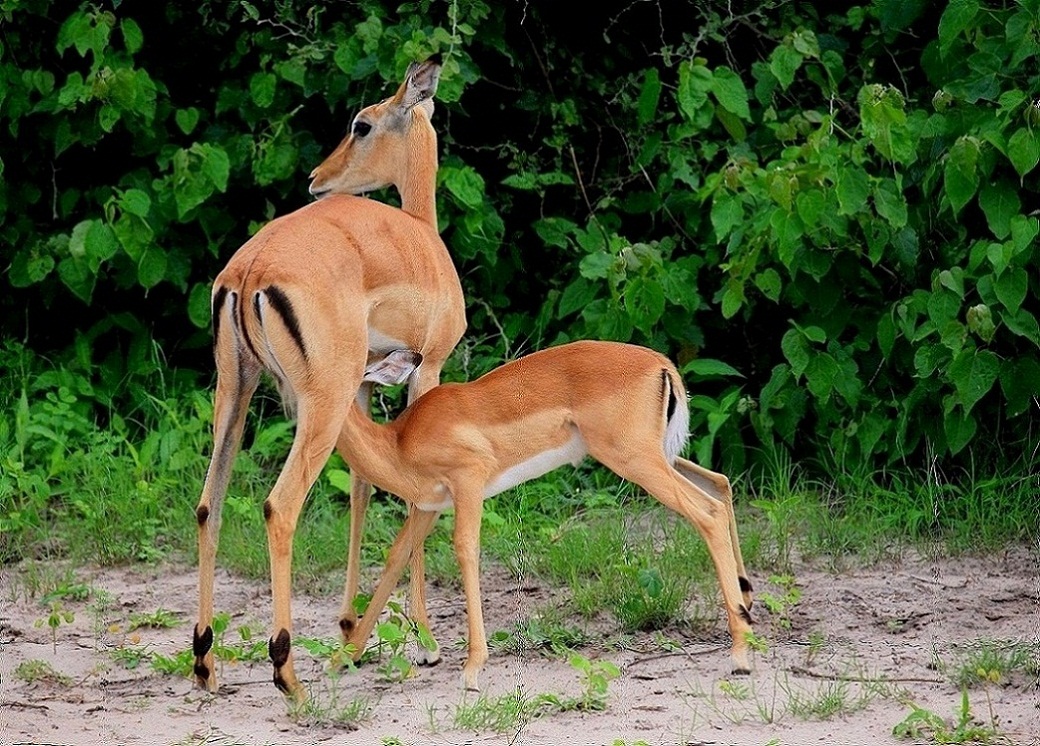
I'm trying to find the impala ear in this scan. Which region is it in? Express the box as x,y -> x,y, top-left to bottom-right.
363,350 -> 423,385
394,57 -> 441,114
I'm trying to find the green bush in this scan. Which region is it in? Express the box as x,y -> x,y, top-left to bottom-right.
1,0 -> 1036,482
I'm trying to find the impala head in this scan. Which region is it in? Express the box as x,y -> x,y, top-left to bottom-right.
308,58 -> 441,198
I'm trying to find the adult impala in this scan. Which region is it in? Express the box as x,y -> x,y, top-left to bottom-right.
330,341 -> 755,691
192,59 -> 465,698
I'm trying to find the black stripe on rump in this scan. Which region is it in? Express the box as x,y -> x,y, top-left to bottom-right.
257,285 -> 308,360
234,291 -> 261,362
211,286 -> 228,349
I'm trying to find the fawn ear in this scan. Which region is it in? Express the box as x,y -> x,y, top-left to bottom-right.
363,350 -> 423,385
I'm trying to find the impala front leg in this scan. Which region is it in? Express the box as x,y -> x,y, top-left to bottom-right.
402,360 -> 446,665
451,484 -> 488,691
346,507 -> 440,660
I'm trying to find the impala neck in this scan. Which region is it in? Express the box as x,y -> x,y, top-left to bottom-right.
395,115 -> 438,231
341,405 -> 417,499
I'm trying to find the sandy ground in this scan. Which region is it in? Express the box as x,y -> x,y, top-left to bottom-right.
2,547 -> 1038,746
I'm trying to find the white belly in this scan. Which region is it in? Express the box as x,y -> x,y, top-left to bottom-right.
483,431 -> 588,499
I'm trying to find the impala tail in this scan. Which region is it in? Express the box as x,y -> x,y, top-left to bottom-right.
663,365 -> 690,464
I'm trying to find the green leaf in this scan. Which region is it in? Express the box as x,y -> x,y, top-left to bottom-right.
1007,128 -> 1039,177
755,268 -> 782,302
999,358 -> 1040,417
558,277 -> 597,318
938,268 -> 964,298
85,220 -> 119,266
326,468 -> 351,494
249,72 -> 277,108
877,312 -> 896,359
682,359 -> 744,378
624,276 -> 666,332
138,246 -> 167,289
637,68 -> 661,126
714,105 -> 747,140
944,137 -> 980,214
966,304 -> 995,342
121,188 -> 151,217
720,280 -> 745,319
188,282 -> 211,329
804,352 -> 839,402
769,44 -> 803,90
710,194 -> 743,240
197,143 -> 230,191
677,61 -> 713,121
938,0 -> 979,55
1003,308 -> 1040,346
948,348 -> 999,413
578,252 -> 613,280
836,166 -> 869,215
978,181 -> 1021,240
858,85 -> 912,162
711,66 -> 750,121
873,178 -> 907,228
944,409 -> 976,455
58,256 -> 95,303
441,164 -> 485,209
175,107 -> 200,135
781,329 -> 810,377
1009,215 -> 1039,255
795,189 -> 825,227
121,18 -> 143,54
994,267 -> 1028,314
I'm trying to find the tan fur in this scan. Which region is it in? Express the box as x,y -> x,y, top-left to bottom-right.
340,341 -> 754,691
193,60 -> 464,698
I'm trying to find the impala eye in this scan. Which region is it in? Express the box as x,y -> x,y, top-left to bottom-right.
352,120 -> 372,138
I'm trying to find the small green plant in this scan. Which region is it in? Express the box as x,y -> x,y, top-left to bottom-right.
758,574 -> 802,631
296,636 -> 357,671
287,672 -> 372,728
892,689 -> 1000,744
34,601 -> 75,653
14,659 -> 72,686
719,679 -> 751,700
128,607 -> 180,630
568,653 -> 621,711
357,599 -> 436,683
380,738 -> 406,746
40,580 -> 92,604
151,648 -> 194,676
489,613 -> 591,657
745,630 -> 769,655
938,639 -> 1040,689
112,643 -> 153,670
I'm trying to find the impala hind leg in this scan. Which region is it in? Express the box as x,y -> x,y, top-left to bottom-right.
608,454 -> 753,674
194,342 -> 260,691
265,399 -> 349,698
674,457 -> 752,610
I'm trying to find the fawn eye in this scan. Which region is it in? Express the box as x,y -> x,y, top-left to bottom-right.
352,120 -> 372,138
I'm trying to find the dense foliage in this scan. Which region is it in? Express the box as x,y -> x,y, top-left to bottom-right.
1,0 -> 1038,482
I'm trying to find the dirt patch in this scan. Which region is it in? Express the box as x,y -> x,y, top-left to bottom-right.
2,548 -> 1038,745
